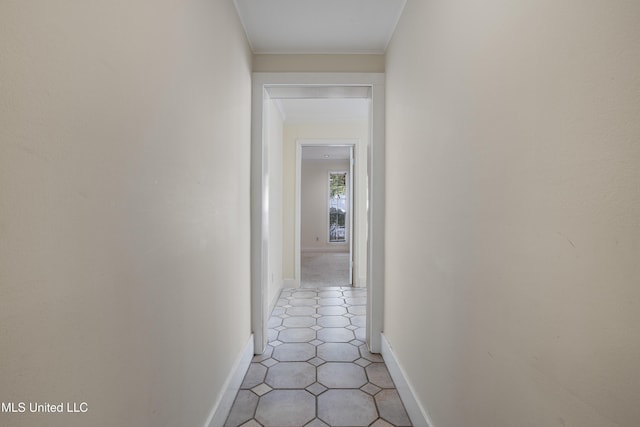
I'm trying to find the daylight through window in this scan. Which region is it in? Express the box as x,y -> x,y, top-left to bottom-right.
329,172 -> 347,242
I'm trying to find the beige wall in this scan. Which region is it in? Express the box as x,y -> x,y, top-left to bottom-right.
253,54 -> 385,73
282,122 -> 369,286
0,1 -> 252,426
385,1 -> 640,427
301,159 -> 351,252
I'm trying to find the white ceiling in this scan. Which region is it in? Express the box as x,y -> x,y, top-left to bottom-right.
276,98 -> 369,123
233,0 -> 407,54
302,146 -> 351,160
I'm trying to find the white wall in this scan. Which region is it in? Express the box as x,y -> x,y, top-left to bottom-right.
0,1 -> 252,426
301,159 -> 350,252
266,101 -> 285,307
282,122 -> 369,286
385,1 -> 640,427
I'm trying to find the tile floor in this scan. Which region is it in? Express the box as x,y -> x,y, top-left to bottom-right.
224,287 -> 412,427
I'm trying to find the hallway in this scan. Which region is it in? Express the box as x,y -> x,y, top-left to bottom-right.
225,287 -> 411,427
3,1 -> 639,426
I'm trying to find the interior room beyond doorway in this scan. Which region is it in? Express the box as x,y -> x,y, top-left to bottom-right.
301,253 -> 350,288
300,144 -> 354,288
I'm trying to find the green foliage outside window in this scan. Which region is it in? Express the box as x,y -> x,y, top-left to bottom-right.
330,173 -> 346,198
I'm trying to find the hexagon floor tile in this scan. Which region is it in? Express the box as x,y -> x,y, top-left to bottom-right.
318,389 -> 378,426
316,327 -> 355,343
283,316 -> 316,328
375,389 -> 413,426
317,342 -> 360,362
255,390 -> 315,427
278,328 -> 316,343
240,363 -> 267,389
318,362 -> 367,388
272,342 -> 316,362
317,315 -> 350,328
224,287 -> 412,427
366,363 -> 396,389
266,362 -> 316,389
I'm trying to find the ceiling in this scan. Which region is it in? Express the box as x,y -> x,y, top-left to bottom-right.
233,0 -> 407,54
276,98 -> 369,123
302,146 -> 351,160
269,86 -> 370,124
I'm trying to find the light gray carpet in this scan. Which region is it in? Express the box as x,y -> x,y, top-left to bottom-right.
301,252 -> 350,288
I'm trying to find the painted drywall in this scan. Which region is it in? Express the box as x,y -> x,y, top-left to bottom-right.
267,101 -> 285,307
0,1 -> 252,426
301,159 -> 351,252
253,54 -> 385,72
384,1 -> 640,427
282,122 -> 369,286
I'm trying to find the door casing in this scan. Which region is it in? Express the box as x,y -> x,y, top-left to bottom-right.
297,140 -> 357,287
251,72 -> 385,353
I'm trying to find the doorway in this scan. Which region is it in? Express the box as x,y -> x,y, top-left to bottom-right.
299,143 -> 356,288
251,73 -> 385,355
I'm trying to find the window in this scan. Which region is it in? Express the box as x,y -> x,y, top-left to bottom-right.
329,172 -> 347,242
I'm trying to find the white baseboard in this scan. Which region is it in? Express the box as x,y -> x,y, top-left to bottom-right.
269,287 -> 282,316
205,334 -> 254,427
381,334 -> 433,427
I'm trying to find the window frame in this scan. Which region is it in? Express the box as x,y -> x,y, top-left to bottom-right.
327,170 -> 349,244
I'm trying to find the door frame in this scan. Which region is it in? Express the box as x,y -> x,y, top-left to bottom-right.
251,72 -> 385,354
297,140 -> 357,287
